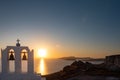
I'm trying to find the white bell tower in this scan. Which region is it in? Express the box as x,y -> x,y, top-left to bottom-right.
0,39 -> 41,80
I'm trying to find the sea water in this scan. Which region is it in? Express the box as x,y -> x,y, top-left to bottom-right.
34,58 -> 104,75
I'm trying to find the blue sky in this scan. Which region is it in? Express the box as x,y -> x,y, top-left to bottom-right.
0,0 -> 120,58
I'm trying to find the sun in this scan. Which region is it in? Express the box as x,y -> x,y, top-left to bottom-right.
38,49 -> 47,58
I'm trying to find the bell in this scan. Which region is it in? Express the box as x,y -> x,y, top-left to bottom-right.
9,53 -> 15,60
22,53 -> 27,60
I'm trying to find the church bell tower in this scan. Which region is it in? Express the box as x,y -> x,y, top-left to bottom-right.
0,39 -> 41,80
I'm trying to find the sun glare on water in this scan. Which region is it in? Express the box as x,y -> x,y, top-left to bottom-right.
38,49 -> 47,58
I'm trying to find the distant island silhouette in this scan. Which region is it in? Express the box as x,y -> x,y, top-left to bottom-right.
59,56 -> 105,61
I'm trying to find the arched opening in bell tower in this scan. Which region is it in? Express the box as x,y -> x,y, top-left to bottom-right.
8,49 -> 15,73
21,49 -> 28,73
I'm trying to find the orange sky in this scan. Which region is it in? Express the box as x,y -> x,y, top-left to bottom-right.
0,39 -> 120,59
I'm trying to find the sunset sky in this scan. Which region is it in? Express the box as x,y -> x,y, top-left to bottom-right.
0,0 -> 120,58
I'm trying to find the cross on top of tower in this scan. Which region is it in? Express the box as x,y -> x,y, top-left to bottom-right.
17,39 -> 20,43
16,39 -> 21,47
